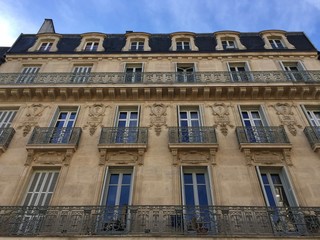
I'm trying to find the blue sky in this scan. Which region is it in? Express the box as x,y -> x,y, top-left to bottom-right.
1,0 -> 320,49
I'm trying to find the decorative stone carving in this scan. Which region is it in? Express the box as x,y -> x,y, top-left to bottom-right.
210,103 -> 234,136
149,103 -> 168,136
271,103 -> 302,136
99,149 -> 145,165
25,149 -> 74,166
243,149 -> 292,166
84,104 -> 108,135
18,104 -> 49,136
171,149 -> 216,165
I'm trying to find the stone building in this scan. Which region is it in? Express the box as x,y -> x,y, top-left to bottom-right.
0,19 -> 319,239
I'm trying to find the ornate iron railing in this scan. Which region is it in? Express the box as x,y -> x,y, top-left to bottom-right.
168,127 -> 217,144
0,205 -> 319,236
0,127 -> 15,149
304,126 -> 320,149
99,127 -> 148,144
236,126 -> 290,144
27,127 -> 82,146
0,71 -> 319,84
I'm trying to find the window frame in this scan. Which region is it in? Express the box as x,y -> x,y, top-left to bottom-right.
227,62 -> 252,82
38,42 -> 53,52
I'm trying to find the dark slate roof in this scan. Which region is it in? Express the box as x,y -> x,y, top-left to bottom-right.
7,31 -> 317,55
0,47 -> 10,64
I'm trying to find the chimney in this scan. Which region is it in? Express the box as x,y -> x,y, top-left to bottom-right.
38,19 -> 55,34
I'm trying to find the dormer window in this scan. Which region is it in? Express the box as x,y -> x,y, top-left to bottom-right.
176,41 -> 190,51
260,30 -> 295,50
130,41 -> 144,51
214,31 -> 246,51
38,42 -> 53,52
269,39 -> 285,49
75,33 -> 106,52
84,41 -> 99,51
222,40 -> 237,50
170,32 -> 198,51
122,33 -> 151,52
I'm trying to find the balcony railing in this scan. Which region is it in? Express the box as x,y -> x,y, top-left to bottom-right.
0,205 -> 319,237
99,127 -> 148,145
0,127 -> 15,150
27,127 -> 82,146
304,126 -> 320,150
236,126 -> 290,144
169,127 -> 217,144
0,71 -> 319,84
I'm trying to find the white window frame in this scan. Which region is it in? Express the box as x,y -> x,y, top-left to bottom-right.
280,61 -> 307,82
130,41 -> 144,51
269,39 -> 285,49
176,63 -> 195,83
176,41 -> 191,51
17,66 -> 40,83
227,62 -> 252,82
302,105 -> 320,127
124,63 -> 143,83
222,40 -> 237,49
0,110 -> 17,128
38,42 -> 53,52
84,41 -> 99,51
72,66 -> 92,83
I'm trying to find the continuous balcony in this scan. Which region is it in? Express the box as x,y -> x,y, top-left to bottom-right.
25,127 -> 82,166
0,205 -> 319,237
0,127 -> 15,153
304,126 -> 320,151
168,127 -> 218,165
236,126 -> 292,165
0,71 -> 319,101
98,127 -> 148,165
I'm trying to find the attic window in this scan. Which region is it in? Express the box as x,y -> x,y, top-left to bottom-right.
38,42 -> 53,52
169,32 -> 198,51
28,33 -> 61,52
214,31 -> 246,51
122,33 -> 151,52
75,33 -> 106,52
260,30 -> 295,50
84,41 -> 99,51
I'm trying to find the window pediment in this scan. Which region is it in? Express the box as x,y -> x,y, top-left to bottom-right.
75,33 -> 106,52
170,32 -> 198,51
28,33 -> 62,52
260,30 -> 295,50
122,32 -> 151,51
214,31 -> 246,51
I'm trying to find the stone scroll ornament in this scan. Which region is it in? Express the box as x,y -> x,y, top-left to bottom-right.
18,104 -> 49,136
84,104 -> 108,135
271,103 -> 302,136
210,103 -> 234,136
149,103 -> 168,136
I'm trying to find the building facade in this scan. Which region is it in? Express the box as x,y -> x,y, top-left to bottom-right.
0,19 -> 319,239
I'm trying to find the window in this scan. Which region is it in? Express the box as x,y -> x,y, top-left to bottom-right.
269,39 -> 285,49
50,108 -> 78,144
304,108 -> 320,127
181,167 -> 213,232
130,41 -> 144,51
23,170 -> 59,206
0,110 -> 17,128
100,167 -> 133,232
71,66 -> 92,83
115,106 -> 139,143
16,66 -> 40,83
228,63 -> 251,82
38,42 -> 53,52
222,40 -> 237,49
84,41 -> 99,51
281,62 -> 306,82
178,106 -> 201,143
176,64 -> 195,83
176,41 -> 190,51
125,64 -> 142,83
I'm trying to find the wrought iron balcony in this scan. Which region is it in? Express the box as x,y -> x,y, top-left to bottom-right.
236,126 -> 290,145
27,127 -> 82,147
0,205 -> 319,237
0,127 -> 15,151
0,70 -> 319,84
99,127 -> 148,145
168,127 -> 217,144
304,126 -> 320,151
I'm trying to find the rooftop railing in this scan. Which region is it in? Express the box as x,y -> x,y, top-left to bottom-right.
0,205 -> 319,237
168,127 -> 217,144
236,126 -> 290,144
0,71 -> 319,85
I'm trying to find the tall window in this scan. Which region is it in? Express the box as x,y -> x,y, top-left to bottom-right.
125,64 -> 142,83
130,41 -> 144,51
177,64 -> 195,83
281,62 -> 306,82
178,106 -> 201,143
0,110 -> 17,128
115,107 -> 139,143
176,41 -> 190,51
269,39 -> 285,49
305,108 -> 320,127
16,66 -> 40,84
50,108 -> 78,144
38,42 -> 53,52
84,41 -> 99,51
71,66 -> 92,83
228,63 -> 251,82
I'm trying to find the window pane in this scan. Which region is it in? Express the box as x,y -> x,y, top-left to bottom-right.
106,186 -> 117,205
196,173 -> 205,184
198,185 -> 208,205
191,120 -> 200,127
119,112 -> 127,119
122,174 -> 132,184
190,112 -> 198,119
261,174 -> 269,184
242,112 -> 249,119
109,174 -> 119,184
119,186 -> 130,205
271,174 -> 282,184
251,111 -> 260,118
184,185 -> 195,205
59,113 -> 67,119
180,112 -> 187,119
264,185 -> 276,207
130,112 -> 138,119
184,173 -> 193,184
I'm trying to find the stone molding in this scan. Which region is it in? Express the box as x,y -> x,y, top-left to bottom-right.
149,103 -> 168,136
